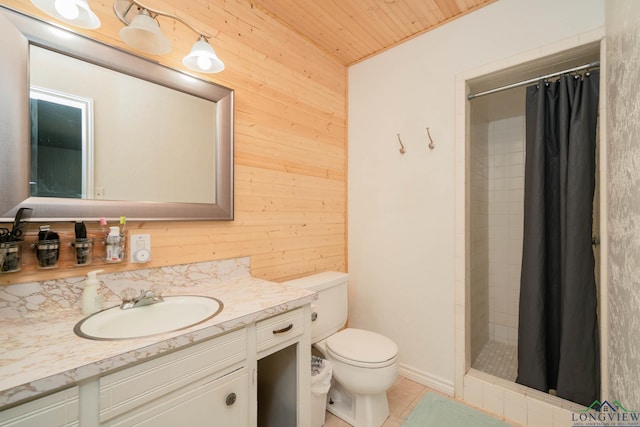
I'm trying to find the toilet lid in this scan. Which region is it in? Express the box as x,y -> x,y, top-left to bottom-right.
326,328 -> 398,366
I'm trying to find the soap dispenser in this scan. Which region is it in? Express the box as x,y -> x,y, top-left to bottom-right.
82,269 -> 104,315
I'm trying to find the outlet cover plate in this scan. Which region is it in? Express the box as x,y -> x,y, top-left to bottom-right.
130,234 -> 151,263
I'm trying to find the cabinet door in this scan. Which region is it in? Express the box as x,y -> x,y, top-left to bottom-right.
105,368 -> 248,427
0,387 -> 79,427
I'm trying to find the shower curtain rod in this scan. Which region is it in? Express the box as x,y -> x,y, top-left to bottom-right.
467,61 -> 600,100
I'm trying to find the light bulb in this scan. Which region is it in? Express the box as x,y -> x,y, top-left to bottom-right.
196,55 -> 212,71
183,37 -> 224,73
54,0 -> 80,20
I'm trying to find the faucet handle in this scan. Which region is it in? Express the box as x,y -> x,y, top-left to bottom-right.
120,287 -> 138,303
146,289 -> 164,303
141,288 -> 161,298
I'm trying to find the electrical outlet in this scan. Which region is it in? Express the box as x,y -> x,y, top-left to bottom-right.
130,234 -> 151,263
95,187 -> 105,200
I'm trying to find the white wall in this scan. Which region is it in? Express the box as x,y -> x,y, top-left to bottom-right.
348,0 -> 605,392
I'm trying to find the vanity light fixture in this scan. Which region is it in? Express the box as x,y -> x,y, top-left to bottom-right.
30,0 -> 101,29
113,0 -> 224,73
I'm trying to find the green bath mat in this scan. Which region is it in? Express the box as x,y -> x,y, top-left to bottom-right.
402,392 -> 512,427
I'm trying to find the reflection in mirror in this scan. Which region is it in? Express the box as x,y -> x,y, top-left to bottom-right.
0,6 -> 234,222
30,45 -> 217,204
30,85 -> 93,199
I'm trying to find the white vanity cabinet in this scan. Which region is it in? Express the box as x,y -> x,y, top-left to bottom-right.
0,386 -> 79,427
0,304 -> 312,427
94,305 -> 311,427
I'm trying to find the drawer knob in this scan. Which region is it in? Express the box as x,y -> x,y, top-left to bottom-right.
225,392 -> 237,406
272,323 -> 293,334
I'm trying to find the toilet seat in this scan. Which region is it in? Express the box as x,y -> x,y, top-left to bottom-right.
326,328 -> 398,368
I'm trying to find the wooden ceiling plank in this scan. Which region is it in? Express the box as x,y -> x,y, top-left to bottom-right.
434,0 -> 462,19
309,1 -> 392,63
155,0 -> 495,66
454,0 -> 482,12
253,0 -> 379,65
368,2 -> 419,43
411,0 -> 449,24
391,1 -> 435,33
317,1 -> 391,47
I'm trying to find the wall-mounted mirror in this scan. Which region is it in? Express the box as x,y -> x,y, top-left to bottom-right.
0,6 -> 234,222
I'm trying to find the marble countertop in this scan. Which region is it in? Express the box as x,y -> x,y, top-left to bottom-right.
0,258 -> 315,408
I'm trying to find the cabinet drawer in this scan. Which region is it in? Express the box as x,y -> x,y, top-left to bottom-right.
0,386 -> 79,427
256,308 -> 304,353
99,328 -> 246,423
106,368 -> 249,427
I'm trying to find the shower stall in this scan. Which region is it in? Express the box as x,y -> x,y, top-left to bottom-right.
466,43 -> 602,398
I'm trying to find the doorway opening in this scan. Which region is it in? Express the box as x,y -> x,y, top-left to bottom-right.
465,42 -> 602,403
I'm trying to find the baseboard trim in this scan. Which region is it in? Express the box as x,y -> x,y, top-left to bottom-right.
399,364 -> 454,396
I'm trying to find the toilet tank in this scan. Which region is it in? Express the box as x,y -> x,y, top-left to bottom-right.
282,271 -> 348,344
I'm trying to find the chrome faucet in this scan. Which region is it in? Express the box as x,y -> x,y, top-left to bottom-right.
120,289 -> 164,309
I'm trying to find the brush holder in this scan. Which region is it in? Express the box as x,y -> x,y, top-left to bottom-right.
0,241 -> 23,273
34,239 -> 60,269
105,235 -> 125,263
71,238 -> 94,266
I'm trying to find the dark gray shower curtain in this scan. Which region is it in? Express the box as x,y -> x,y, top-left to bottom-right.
516,70 -> 600,406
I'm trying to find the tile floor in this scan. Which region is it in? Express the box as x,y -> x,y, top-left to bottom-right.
322,376 -> 520,427
322,376 -> 429,427
472,340 -> 518,381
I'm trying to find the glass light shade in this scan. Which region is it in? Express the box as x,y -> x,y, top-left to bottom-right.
119,11 -> 171,55
55,0 -> 79,19
31,0 -> 100,29
183,38 -> 224,73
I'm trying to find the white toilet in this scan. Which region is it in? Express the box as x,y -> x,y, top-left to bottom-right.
284,271 -> 399,427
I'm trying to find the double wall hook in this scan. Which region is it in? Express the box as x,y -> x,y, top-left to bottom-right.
397,128 -> 435,154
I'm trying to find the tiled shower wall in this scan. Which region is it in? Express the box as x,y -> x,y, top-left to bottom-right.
469,117 -> 489,363
487,115 -> 524,346
470,96 -> 525,361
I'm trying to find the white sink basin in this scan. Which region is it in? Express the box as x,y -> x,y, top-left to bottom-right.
74,295 -> 223,340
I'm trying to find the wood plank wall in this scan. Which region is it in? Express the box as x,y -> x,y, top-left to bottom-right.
0,0 -> 347,285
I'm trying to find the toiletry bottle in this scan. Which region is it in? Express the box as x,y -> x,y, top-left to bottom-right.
82,269 -> 104,315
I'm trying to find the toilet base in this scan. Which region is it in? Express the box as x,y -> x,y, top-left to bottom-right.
326,380 -> 390,427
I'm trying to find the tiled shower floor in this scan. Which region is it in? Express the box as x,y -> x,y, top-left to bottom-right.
472,339 -> 518,382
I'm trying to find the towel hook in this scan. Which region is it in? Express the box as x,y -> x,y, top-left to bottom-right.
425,127 -> 435,150
397,133 -> 406,155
